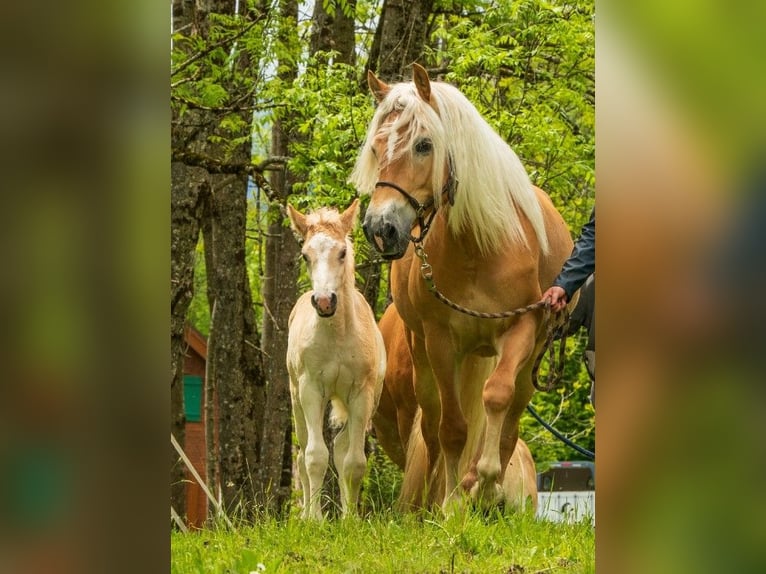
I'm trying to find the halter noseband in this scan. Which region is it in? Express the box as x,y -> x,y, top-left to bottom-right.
374,158 -> 458,244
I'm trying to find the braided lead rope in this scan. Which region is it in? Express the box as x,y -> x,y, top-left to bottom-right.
530,311 -> 570,392
413,241 -> 570,391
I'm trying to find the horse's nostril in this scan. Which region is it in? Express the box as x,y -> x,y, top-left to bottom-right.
330,293 -> 337,306
382,222 -> 397,241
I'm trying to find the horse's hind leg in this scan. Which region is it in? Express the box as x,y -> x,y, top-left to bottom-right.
473,315 -> 537,505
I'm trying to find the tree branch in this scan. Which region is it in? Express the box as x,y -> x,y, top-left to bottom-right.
172,17 -> 262,77
171,150 -> 288,208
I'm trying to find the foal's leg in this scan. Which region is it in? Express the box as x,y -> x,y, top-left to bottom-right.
290,388 -> 311,516
332,420 -> 350,514
298,381 -> 329,520
473,314 -> 537,505
339,388 -> 375,517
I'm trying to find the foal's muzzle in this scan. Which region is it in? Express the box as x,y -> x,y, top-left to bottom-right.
311,292 -> 337,317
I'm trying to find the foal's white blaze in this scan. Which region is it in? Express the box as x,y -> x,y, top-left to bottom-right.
304,231 -> 347,316
306,232 -> 343,293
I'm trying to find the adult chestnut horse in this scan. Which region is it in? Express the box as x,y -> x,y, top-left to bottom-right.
350,64 -> 576,511
373,303 -> 538,512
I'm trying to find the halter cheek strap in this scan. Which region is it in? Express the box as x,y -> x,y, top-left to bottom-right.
374,181 -> 435,243
374,157 -> 458,244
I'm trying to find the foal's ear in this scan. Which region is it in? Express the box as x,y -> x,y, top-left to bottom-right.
412,63 -> 431,103
367,70 -> 390,103
286,203 -> 308,239
340,198 -> 360,232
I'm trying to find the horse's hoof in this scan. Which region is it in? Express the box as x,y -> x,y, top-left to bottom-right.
469,480 -> 505,508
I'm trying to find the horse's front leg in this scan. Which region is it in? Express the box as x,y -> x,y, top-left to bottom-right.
473,314 -> 537,505
423,333 -> 467,511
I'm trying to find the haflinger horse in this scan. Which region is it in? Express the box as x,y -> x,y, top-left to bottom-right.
350,64 -> 577,512
373,303 -> 538,513
286,199 -> 387,520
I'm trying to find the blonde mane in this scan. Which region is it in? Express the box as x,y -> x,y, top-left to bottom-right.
349,80 -> 549,255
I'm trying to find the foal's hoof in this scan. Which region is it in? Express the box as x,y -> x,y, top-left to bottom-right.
441,492 -> 467,516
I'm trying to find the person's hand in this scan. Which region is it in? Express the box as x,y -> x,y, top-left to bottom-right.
541,286 -> 568,312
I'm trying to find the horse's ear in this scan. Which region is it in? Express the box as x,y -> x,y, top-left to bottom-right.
340,198 -> 360,232
287,203 -> 308,239
412,63 -> 431,103
367,70 -> 390,103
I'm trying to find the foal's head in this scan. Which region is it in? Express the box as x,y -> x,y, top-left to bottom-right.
287,199 -> 360,317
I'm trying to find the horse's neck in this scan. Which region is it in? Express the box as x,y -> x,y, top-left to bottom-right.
427,210 -> 485,262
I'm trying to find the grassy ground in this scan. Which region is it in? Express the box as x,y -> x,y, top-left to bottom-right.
171,508 -> 594,574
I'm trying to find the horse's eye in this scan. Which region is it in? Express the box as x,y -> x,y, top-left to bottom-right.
339,248 -> 347,260
302,253 -> 309,263
414,138 -> 432,154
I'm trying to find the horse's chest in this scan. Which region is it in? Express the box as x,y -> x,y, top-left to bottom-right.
449,317 -> 506,355
301,333 -> 369,384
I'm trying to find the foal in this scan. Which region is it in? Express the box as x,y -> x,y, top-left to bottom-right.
286,199 -> 386,519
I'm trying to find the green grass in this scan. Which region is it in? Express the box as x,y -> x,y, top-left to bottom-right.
171,508 -> 594,573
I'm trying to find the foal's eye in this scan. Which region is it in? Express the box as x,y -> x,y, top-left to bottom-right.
339,248 -> 347,260
301,253 -> 309,264
414,138 -> 433,154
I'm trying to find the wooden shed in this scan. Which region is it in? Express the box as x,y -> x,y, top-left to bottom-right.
181,324 -> 210,528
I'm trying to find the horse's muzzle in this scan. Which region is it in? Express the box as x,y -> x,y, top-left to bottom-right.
362,216 -> 409,260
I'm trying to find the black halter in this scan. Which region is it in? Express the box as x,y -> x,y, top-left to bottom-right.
374,158 -> 458,244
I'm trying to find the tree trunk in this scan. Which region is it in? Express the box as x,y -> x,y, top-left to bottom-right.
257,166 -> 301,513
172,0 -> 265,521
257,0 -> 302,515
372,0 -> 434,80
311,0 -> 356,66
170,160 -> 207,522
203,172 -> 260,515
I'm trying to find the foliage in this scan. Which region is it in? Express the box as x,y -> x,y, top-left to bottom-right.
171,508 -> 595,573
361,441 -> 402,513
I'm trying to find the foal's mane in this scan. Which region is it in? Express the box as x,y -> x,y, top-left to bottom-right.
349,80 -> 549,256
305,208 -> 350,239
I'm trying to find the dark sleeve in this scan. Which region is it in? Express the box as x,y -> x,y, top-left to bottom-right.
552,207 -> 595,299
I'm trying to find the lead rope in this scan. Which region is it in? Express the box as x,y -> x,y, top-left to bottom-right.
413,242 -> 569,391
